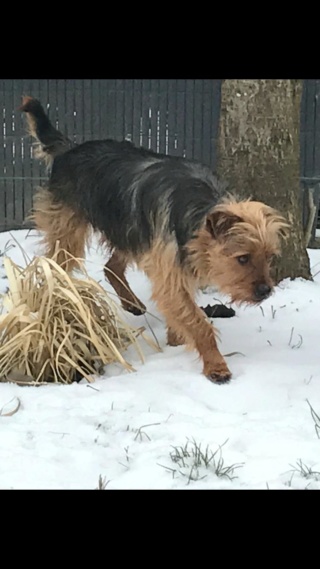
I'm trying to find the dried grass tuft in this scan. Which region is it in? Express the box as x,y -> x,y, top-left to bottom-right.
0,250 -> 156,385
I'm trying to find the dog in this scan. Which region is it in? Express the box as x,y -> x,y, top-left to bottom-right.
21,96 -> 289,384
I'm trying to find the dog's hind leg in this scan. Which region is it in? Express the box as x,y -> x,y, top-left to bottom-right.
31,188 -> 89,272
104,250 -> 146,315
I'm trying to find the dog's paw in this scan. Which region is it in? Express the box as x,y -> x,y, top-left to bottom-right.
203,362 -> 232,384
123,301 -> 146,316
207,371 -> 231,384
167,327 -> 185,346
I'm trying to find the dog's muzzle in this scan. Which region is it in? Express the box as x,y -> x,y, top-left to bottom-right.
254,283 -> 272,301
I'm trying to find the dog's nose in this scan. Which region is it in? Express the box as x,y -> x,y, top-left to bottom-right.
255,283 -> 271,300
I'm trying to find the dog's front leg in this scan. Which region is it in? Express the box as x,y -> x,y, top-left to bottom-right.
152,282 -> 231,383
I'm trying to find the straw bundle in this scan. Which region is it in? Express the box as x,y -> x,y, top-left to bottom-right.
0,251 -> 153,385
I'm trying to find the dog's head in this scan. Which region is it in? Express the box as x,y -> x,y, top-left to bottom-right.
188,198 -> 290,305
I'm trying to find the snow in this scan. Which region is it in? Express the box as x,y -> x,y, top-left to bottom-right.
1,229 -> 320,489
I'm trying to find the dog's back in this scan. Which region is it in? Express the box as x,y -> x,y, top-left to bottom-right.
21,97 -> 224,255
49,138 -> 224,257
21,96 -> 224,258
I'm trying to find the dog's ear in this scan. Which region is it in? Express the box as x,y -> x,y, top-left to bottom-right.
206,208 -> 243,240
261,204 -> 290,240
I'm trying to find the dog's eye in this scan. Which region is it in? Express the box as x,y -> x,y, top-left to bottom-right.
237,254 -> 250,265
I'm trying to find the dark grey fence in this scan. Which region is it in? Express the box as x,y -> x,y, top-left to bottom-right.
0,79 -> 222,232
1,79 -> 320,238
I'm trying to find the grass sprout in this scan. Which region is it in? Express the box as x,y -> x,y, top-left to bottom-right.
288,459 -> 320,481
160,438 -> 243,485
96,474 -> 110,489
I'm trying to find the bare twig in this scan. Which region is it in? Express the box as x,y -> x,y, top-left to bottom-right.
134,422 -> 161,442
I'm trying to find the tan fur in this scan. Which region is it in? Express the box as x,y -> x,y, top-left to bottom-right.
212,198 -> 289,252
137,239 -> 231,381
187,200 -> 289,304
31,188 -> 90,271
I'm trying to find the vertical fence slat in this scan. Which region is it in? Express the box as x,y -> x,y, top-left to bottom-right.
193,80 -> 203,162
99,80 -> 108,139
115,79 -> 125,141
39,79 -> 49,108
159,79 -> 170,155
300,81 -> 307,182
74,79 -> 84,145
0,80 -> 7,231
65,79 -> 75,145
149,79 -> 159,152
124,79 -> 133,142
210,80 -> 222,171
202,80 -> 213,168
106,79 -> 116,139
132,80 -> 142,147
4,80 -> 14,229
57,80 -> 66,137
141,80 -> 151,149
176,80 -> 186,157
301,80 -> 320,234
166,79 -> 178,156
185,80 -> 194,160
30,79 -> 40,101
313,80 -> 320,177
83,79 -> 93,140
303,79 -> 316,179
21,79 -> 32,98
13,80 -> 24,227
91,79 -> 100,139
68,79 -> 78,144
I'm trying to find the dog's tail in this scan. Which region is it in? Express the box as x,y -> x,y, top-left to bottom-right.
20,96 -> 74,167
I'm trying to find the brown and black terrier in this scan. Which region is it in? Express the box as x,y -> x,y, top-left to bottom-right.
21,96 -> 289,384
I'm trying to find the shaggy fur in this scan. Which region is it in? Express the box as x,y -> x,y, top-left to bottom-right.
21,96 -> 289,384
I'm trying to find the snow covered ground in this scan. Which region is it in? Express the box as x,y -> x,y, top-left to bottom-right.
1,229 -> 320,490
